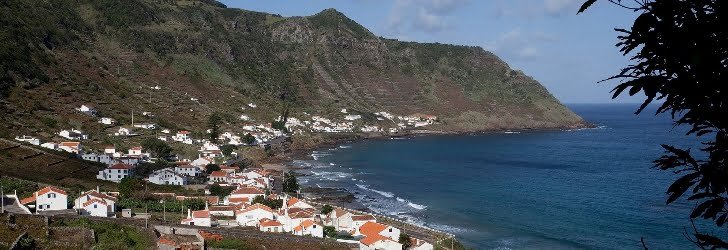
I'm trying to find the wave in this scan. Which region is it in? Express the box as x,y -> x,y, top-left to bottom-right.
504,131 -> 521,134
565,125 -> 609,132
356,184 -> 395,198
339,145 -> 352,149
310,171 -> 351,181
395,197 -> 427,210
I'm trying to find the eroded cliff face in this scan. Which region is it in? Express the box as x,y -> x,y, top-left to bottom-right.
0,1 -> 584,138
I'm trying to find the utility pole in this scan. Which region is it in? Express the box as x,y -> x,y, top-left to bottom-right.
1,186 -> 4,214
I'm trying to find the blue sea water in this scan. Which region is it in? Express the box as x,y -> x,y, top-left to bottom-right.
294,104 -> 705,249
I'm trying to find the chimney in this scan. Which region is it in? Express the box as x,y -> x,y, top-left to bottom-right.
96,186 -> 100,193
205,202 -> 209,210
187,209 -> 191,218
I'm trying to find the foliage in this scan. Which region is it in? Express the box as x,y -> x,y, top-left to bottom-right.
580,0 -> 728,248
205,164 -> 220,174
399,233 -> 412,249
243,133 -> 256,144
323,226 -> 337,238
220,144 -> 236,156
118,177 -> 143,198
251,195 -> 283,209
141,137 -> 172,159
15,234 -> 36,249
271,120 -> 287,132
282,171 -> 299,193
208,183 -> 235,198
321,204 -> 333,215
207,113 -> 222,143
207,238 -> 250,250
117,197 -> 205,213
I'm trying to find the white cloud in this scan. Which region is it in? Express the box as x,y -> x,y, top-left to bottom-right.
485,28 -> 558,60
491,0 -> 581,19
544,0 -> 580,16
385,0 -> 467,35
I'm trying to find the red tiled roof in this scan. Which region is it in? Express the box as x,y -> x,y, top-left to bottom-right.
20,196 -> 36,205
228,197 -> 250,204
293,220 -> 315,231
179,131 -> 189,134
37,186 -> 68,196
130,146 -> 142,150
81,190 -> 118,202
259,218 -> 283,227
108,163 -> 133,169
287,197 -> 300,207
209,206 -> 234,212
60,142 -> 80,147
237,203 -> 273,214
192,210 -> 210,218
360,234 -> 390,246
231,186 -> 264,195
359,221 -> 388,237
83,198 -> 107,207
210,171 -> 227,177
352,215 -> 376,221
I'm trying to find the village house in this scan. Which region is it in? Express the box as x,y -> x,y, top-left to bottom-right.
72,188 -> 117,217
175,164 -> 202,177
104,146 -> 116,154
359,234 -> 403,250
219,165 -> 238,173
99,117 -> 115,125
20,186 -> 68,212
328,208 -> 353,231
285,197 -> 313,210
81,153 -> 114,165
409,237 -> 435,250
235,203 -> 275,226
14,135 -> 40,145
209,205 -> 237,217
258,218 -> 284,233
58,141 -> 82,154
133,123 -> 157,130
355,221 -> 401,240
114,127 -> 133,136
292,219 -> 324,238
192,157 -> 213,167
173,131 -> 191,142
59,129 -> 88,140
97,163 -> 134,182
41,142 -> 58,150
339,214 -> 376,233
147,168 -> 188,186
209,171 -> 228,183
128,146 -> 143,156
225,186 -> 265,205
77,104 -> 96,116
181,208 -> 213,227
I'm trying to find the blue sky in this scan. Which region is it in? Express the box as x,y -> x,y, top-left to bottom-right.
220,0 -> 642,104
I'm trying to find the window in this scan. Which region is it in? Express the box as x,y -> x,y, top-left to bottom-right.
48,193 -> 56,198
389,228 -> 392,232
94,204 -> 97,208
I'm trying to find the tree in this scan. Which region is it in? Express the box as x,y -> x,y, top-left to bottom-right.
220,144 -> 236,156
321,204 -> 333,215
119,177 -> 143,198
141,138 -> 172,159
323,226 -> 337,238
207,113 -> 222,143
271,120 -> 287,132
399,233 -> 412,249
580,1 -> 728,248
205,164 -> 220,174
282,171 -> 299,193
243,133 -> 256,145
208,184 -> 234,198
251,195 -> 283,209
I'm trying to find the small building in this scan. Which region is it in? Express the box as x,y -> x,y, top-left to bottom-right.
133,123 -> 157,130
99,117 -> 115,125
97,163 -> 134,183
359,234 -> 403,250
148,168 -> 188,186
235,204 -> 275,226
82,199 -> 112,217
259,218 -> 284,233
191,157 -> 213,167
74,188 -> 118,215
58,141 -> 82,154
59,129 -> 88,140
77,105 -> 96,116
128,146 -> 143,156
355,221 -> 400,240
226,186 -> 265,205
410,237 -> 435,250
14,135 -> 40,145
181,209 -> 212,227
209,171 -> 228,183
292,219 -> 324,238
285,197 -> 313,210
104,146 -> 116,154
175,165 -> 202,177
20,186 -> 68,212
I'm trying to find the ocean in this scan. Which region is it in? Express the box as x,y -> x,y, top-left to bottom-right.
292,103 -> 703,249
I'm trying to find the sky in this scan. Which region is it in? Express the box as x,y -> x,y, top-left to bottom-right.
220,0 -> 643,104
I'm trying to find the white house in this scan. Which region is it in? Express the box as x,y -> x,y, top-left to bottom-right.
235,204 -> 275,226
259,218 -> 284,233
41,142 -> 58,150
341,214 -> 376,233
359,234 -> 402,250
74,188 -> 117,216
14,135 -> 40,145
58,142 -> 82,154
97,163 -> 134,183
344,114 -> 362,121
133,123 -> 156,130
148,168 -> 188,186
209,171 -> 228,183
247,103 -> 257,108
279,208 -> 316,232
20,186 -> 68,212
115,127 -> 133,136
181,209 -> 212,227
173,131 -> 190,142
59,129 -> 88,140
410,237 -> 434,250
104,146 -> 116,154
239,114 -> 250,121
81,153 -> 114,164
285,197 -> 313,210
226,186 -> 265,205
292,219 -> 324,238
77,105 -> 96,115
191,157 -> 213,167
128,146 -> 143,156
328,208 -> 353,231
99,117 -> 115,125
355,221 -> 401,240
175,165 -> 202,177
209,205 -> 236,217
